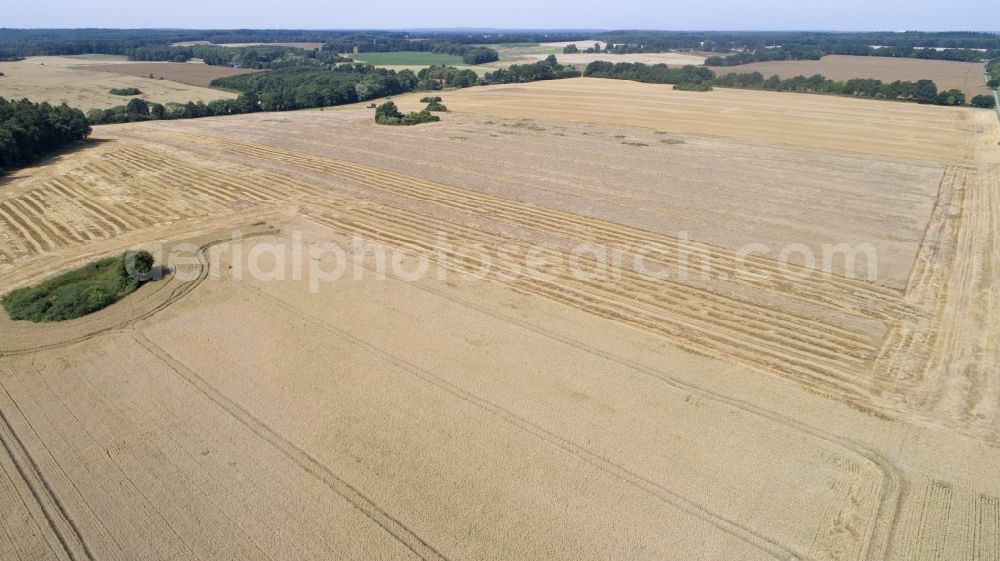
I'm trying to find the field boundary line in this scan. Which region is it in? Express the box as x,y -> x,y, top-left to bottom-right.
130,332 -> 451,561
0,382 -> 94,561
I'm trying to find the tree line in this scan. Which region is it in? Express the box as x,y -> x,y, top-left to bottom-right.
0,97 -> 90,171
374,101 -> 440,126
127,44 -> 351,68
591,30 -> 1000,56
125,42 -> 498,68
415,66 -> 481,89
482,55 -> 581,84
583,61 -> 988,107
88,64 -> 421,124
988,59 -> 1000,88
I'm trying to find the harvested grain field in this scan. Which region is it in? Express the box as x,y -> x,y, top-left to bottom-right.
405,77 -> 996,162
0,57 -> 236,111
2,80 -> 1000,560
713,55 -> 991,100
71,61 -> 262,87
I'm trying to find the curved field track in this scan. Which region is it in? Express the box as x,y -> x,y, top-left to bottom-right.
2,82 -> 1000,560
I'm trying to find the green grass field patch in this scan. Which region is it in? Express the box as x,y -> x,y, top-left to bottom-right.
349,52 -> 464,66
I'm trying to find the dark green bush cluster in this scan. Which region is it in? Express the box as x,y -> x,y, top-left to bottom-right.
673,82 -> 713,92
971,94 -> 996,108
462,47 -> 499,65
108,87 -> 142,96
419,96 -> 442,103
374,101 -> 439,126
425,100 -> 448,112
2,250 -> 155,322
416,66 -> 480,89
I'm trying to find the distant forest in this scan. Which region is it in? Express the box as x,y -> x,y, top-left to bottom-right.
3,29 -> 998,64
596,31 -> 1000,63
0,29 -> 578,61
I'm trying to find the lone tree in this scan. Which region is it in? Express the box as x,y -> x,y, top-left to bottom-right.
123,249 -> 155,281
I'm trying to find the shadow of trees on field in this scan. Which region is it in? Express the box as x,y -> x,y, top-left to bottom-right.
0,138 -> 113,187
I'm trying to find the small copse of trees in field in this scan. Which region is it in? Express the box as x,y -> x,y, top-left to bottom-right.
109,87 -> 142,96
2,250 -> 155,322
462,47 -> 499,65
425,100 -> 448,112
374,101 -> 440,126
0,97 -> 90,171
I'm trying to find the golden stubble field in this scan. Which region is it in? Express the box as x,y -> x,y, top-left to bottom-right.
1,79 -> 1000,560
71,62 -> 261,87
0,56 -> 237,111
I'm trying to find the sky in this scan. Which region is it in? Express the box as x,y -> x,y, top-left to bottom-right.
6,0 -> 1000,31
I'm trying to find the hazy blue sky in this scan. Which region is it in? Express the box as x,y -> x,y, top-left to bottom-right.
7,0 -> 1000,30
